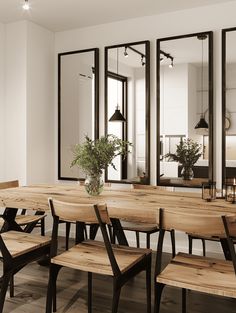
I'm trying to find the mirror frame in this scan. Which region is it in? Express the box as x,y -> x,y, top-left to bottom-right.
222,27 -> 236,187
156,31 -> 214,187
58,48 -> 99,181
104,40 -> 150,184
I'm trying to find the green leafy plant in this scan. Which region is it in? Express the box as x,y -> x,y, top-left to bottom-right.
165,138 -> 202,168
71,135 -> 132,176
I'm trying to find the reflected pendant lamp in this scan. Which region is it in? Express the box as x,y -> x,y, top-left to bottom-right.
195,34 -> 208,130
109,48 -> 126,123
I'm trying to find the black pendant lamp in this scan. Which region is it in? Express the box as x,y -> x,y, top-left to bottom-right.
109,48 -> 126,122
195,34 -> 208,130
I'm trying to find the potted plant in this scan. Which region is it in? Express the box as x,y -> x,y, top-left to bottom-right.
165,138 -> 202,180
71,135 -> 132,195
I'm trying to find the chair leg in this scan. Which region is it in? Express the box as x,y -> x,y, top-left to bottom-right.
112,281 -> 121,313
170,230 -> 176,258
46,264 -> 61,313
146,233 -> 150,249
65,222 -> 71,250
202,239 -> 206,256
146,259 -> 151,313
182,288 -> 187,313
188,235 -> 193,254
88,272 -> 92,313
135,231 -> 140,248
154,283 -> 165,313
9,275 -> 14,297
41,217 -> 45,236
0,273 -> 11,313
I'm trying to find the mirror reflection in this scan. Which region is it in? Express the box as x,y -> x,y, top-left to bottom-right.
223,28 -> 236,183
157,32 -> 213,187
58,48 -> 99,180
105,41 -> 150,184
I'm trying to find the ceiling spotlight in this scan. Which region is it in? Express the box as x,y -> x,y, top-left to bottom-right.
124,47 -> 128,58
169,58 -> 174,68
23,0 -> 30,10
141,55 -> 145,66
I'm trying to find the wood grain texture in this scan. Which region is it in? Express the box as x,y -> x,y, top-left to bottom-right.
0,180 -> 19,189
49,199 -> 110,224
0,231 -> 50,258
0,184 -> 235,225
2,244 -> 236,313
51,240 -> 151,275
157,252 -> 236,298
0,214 -> 47,227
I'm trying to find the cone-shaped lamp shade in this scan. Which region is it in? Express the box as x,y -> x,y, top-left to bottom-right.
195,116 -> 208,129
109,108 -> 126,122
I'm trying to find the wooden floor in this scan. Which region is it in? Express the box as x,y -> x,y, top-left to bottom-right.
3,241 -> 236,313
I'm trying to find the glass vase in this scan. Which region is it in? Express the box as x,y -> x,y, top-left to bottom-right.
181,166 -> 194,180
84,174 -> 104,196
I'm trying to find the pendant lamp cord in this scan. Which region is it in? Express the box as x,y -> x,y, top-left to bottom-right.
116,48 -> 119,109
201,38 -> 204,117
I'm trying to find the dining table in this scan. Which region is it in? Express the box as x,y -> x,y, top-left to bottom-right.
0,183 -> 235,258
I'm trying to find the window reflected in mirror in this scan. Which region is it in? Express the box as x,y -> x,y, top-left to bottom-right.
58,48 -> 99,180
157,32 -> 213,187
222,28 -> 236,184
105,41 -> 150,184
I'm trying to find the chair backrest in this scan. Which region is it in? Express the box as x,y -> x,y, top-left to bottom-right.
155,208 -> 236,275
48,198 -> 121,276
0,180 -> 19,189
49,198 -> 110,224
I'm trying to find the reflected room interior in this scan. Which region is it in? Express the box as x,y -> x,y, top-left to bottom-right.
223,28 -> 236,184
58,49 -> 99,181
157,33 -> 213,187
105,42 -> 150,184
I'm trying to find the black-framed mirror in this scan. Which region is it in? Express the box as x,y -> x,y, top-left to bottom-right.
58,48 -> 99,181
157,32 -> 213,188
222,27 -> 236,186
105,41 -> 150,184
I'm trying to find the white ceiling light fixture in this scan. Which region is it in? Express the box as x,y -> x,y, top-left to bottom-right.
22,0 -> 30,11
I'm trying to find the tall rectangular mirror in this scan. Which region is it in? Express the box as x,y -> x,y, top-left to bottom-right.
105,41 -> 150,184
222,27 -> 236,185
157,32 -> 213,187
58,48 -> 99,180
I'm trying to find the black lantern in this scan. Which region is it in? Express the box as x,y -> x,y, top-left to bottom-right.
202,181 -> 216,202
225,179 -> 236,204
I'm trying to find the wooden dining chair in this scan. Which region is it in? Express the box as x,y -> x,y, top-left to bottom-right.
0,180 -> 47,297
154,209 -> 236,313
46,199 -> 152,313
120,184 -> 176,256
0,230 -> 50,313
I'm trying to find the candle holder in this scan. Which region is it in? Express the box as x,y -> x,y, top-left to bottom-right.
202,181 -> 216,202
225,182 -> 236,204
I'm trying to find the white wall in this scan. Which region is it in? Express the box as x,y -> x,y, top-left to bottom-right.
5,21 -> 27,185
3,21 -> 55,185
26,21 -> 55,184
0,23 -> 5,180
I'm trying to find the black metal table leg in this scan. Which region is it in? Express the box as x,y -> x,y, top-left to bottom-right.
220,238 -> 232,260
1,208 -> 23,232
111,218 -> 129,246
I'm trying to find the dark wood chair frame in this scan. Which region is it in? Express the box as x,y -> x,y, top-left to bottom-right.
154,209 -> 236,313
0,234 -> 50,313
46,200 -> 152,313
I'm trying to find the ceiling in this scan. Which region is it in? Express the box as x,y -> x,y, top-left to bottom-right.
0,0 -> 233,32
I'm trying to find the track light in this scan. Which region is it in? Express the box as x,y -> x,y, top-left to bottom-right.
124,47 -> 128,58
141,55 -> 145,66
22,0 -> 30,10
169,58 -> 174,68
